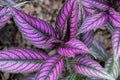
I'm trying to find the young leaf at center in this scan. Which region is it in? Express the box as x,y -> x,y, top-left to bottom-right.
55,0 -> 77,40
57,39 -> 92,57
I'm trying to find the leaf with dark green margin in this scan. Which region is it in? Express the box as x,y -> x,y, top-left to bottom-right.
35,55 -> 64,80
0,7 -> 11,29
10,7 -> 58,49
90,39 -> 108,61
58,39 -> 92,57
77,12 -> 108,34
105,57 -> 120,79
112,28 -> 120,61
109,8 -> 120,27
72,56 -> 115,80
83,0 -> 109,10
0,48 -> 47,73
56,0 -> 77,40
82,31 -> 94,48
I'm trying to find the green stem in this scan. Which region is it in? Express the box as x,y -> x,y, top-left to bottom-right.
65,57 -> 70,67
107,22 -> 115,31
69,73 -> 76,80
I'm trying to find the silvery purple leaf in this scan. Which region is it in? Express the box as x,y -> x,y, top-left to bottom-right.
77,1 -> 95,30
81,1 -> 96,15
83,0 -> 109,10
90,39 -> 108,61
105,57 -> 119,79
57,39 -> 91,57
72,56 -> 115,80
0,7 -> 11,29
35,55 -> 64,80
0,0 -> 16,6
55,0 -> 75,39
78,12 -> 108,34
112,28 -> 120,61
10,7 -> 57,49
109,8 -> 120,27
78,5 -> 87,27
69,0 -> 77,39
77,1 -> 90,30
82,31 -> 93,47
0,48 -> 47,73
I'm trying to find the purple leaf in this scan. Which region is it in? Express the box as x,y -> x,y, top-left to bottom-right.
90,39 -> 108,61
81,1 -> 96,15
77,12 -> 108,34
69,0 -> 77,39
0,7 -> 11,29
0,48 -> 47,73
10,7 -> 57,49
83,0 -> 109,10
57,39 -> 91,57
77,1 -> 89,32
78,5 -> 88,26
112,28 -> 120,61
82,31 -> 93,47
109,8 -> 120,27
72,56 -> 115,80
77,1 -> 96,29
35,55 -> 64,80
105,57 -> 119,79
55,0 -> 75,40
77,1 -> 95,30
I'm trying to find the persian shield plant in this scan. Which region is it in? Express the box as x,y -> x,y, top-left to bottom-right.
0,0 -> 120,80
